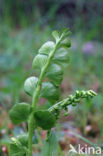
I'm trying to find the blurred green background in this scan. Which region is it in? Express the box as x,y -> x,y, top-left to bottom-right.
0,0 -> 103,155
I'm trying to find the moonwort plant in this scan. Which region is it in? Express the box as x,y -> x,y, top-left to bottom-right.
9,28 -> 97,156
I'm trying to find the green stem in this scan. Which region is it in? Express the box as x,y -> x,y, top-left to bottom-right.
28,42 -> 59,156
58,144 -> 64,156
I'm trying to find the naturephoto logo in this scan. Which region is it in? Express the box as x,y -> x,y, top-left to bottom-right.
68,144 -> 102,155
